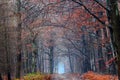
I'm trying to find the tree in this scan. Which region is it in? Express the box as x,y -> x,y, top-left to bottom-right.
16,0 -> 23,78
107,0 -> 120,79
19,0 -> 120,77
70,0 -> 120,78
0,0 -> 119,78
0,73 -> 2,80
0,0 -> 19,79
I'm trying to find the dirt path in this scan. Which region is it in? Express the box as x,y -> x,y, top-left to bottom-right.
51,73 -> 81,80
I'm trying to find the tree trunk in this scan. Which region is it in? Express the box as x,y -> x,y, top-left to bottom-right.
0,73 -> 2,80
49,46 -> 54,74
7,71 -> 11,80
68,49 -> 74,73
108,0 -> 120,79
16,0 -> 22,78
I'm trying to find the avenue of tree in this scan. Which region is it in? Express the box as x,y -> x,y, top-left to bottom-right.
0,0 -> 120,80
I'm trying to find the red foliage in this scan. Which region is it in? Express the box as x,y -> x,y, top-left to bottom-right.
43,75 -> 51,80
82,71 -> 118,80
43,72 -> 118,80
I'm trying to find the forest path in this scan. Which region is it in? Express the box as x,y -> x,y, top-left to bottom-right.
51,73 -> 81,80
47,72 -> 118,80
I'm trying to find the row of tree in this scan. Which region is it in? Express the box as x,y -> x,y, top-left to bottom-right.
0,0 -> 120,80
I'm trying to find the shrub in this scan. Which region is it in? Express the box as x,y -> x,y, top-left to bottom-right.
16,73 -> 45,80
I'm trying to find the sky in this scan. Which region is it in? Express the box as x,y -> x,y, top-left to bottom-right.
58,62 -> 65,74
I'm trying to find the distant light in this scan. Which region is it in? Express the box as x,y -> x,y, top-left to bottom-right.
58,62 -> 65,74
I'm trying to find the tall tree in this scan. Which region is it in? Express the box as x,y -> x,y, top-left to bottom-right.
107,0 -> 120,79
16,0 -> 22,78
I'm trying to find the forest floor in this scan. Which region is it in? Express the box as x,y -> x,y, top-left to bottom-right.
17,71 -> 118,80
50,73 -> 81,80
49,71 -> 118,80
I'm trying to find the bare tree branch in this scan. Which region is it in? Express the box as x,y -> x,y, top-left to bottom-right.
71,0 -> 108,27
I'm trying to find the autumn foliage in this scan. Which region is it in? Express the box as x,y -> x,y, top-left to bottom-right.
15,73 -> 50,80
82,71 -> 118,80
15,71 -> 118,80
